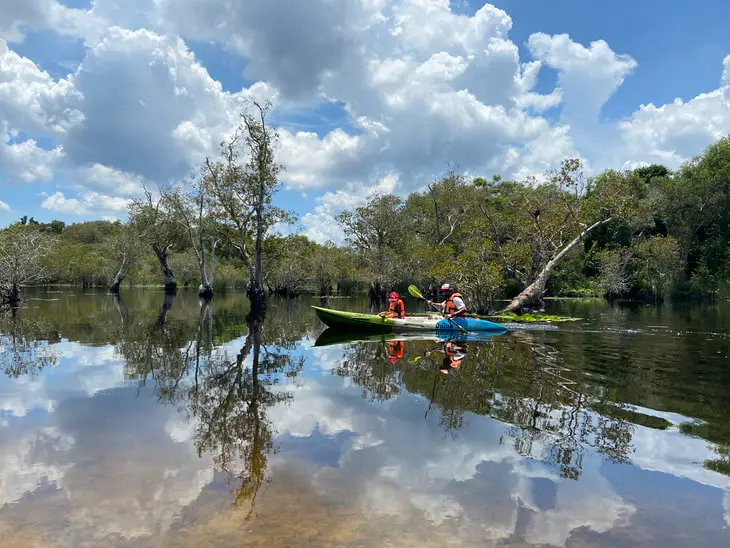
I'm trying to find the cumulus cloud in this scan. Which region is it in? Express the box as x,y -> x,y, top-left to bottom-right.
41,190 -> 131,216
62,27 -> 244,181
618,77 -> 730,169
0,0 -> 729,229
301,173 -> 399,244
1,122 -> 64,184
0,38 -> 82,135
0,0 -> 98,44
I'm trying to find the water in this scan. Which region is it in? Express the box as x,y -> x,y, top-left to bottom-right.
0,288 -> 729,547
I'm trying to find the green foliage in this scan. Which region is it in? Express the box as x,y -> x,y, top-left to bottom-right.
484,311 -> 582,323
3,134 -> 730,307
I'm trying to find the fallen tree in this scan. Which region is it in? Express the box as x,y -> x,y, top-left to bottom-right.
501,218 -> 614,313
475,159 -> 641,314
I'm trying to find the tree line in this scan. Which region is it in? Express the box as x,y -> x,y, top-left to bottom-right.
2,108 -> 729,312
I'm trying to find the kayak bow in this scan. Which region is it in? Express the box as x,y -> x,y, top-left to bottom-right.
311,305 -> 508,334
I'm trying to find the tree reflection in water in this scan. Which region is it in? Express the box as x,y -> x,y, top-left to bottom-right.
331,329 -> 640,480
0,306 -> 58,377
119,295 -> 304,519
3,289 -> 729,516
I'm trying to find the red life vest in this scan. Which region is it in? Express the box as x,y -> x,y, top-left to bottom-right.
388,299 -> 405,319
444,292 -> 467,317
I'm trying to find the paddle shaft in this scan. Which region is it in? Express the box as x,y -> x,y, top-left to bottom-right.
409,286 -> 467,333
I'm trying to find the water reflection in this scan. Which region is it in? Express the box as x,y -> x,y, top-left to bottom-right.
118,295 -> 305,520
0,291 -> 728,546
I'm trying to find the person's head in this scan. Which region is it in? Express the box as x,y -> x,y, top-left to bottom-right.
388,291 -> 399,302
440,283 -> 455,297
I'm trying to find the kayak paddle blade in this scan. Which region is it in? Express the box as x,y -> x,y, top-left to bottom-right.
408,284 -> 424,300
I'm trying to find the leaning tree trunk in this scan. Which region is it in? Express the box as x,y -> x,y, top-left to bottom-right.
501,218 -> 613,314
109,254 -> 131,294
153,245 -> 177,293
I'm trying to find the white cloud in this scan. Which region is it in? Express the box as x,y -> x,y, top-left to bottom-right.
618,86 -> 730,169
0,0 -> 99,44
301,173 -> 400,244
41,190 -> 131,216
0,200 -> 9,211
0,39 -> 82,135
1,122 -> 64,184
76,163 -> 144,198
62,27 -> 245,182
0,0 -> 729,229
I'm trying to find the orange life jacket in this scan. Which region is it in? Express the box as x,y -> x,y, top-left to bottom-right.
443,341 -> 464,369
388,299 -> 405,319
444,292 -> 467,317
388,340 -> 404,358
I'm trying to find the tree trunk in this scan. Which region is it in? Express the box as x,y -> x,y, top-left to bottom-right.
197,239 -> 217,300
247,285 -> 267,314
251,174 -> 266,306
153,245 -> 177,293
109,254 -> 130,294
501,218 -> 613,313
0,282 -> 20,305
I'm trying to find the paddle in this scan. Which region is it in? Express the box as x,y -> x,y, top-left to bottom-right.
407,284 -> 467,333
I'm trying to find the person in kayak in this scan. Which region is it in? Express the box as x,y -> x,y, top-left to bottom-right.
379,291 -> 406,319
427,283 -> 467,319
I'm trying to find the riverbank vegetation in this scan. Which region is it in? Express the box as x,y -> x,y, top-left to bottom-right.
2,128 -> 730,312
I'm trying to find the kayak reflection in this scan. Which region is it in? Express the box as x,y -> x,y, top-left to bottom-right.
314,328 -> 479,374
313,328 -> 501,347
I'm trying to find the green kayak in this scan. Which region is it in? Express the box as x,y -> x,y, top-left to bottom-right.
311,306 -> 508,334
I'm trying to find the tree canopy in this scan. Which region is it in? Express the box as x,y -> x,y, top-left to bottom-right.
3,134 -> 730,310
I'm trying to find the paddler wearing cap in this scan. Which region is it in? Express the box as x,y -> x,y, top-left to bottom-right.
427,283 -> 467,319
378,291 -> 406,319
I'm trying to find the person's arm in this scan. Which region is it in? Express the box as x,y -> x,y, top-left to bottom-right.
427,299 -> 445,309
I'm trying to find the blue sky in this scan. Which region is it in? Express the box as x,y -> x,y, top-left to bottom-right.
1,0 -> 729,238
483,0 -> 730,115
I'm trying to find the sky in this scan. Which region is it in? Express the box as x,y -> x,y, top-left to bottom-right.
1,0 -> 729,244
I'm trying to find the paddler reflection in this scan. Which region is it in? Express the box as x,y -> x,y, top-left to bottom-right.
386,339 -> 404,364
425,339 -> 467,374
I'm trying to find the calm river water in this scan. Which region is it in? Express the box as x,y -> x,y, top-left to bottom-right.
0,288 -> 729,547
